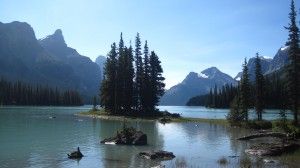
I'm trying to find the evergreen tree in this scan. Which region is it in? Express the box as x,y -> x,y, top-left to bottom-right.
285,0 -> 300,124
116,33 -> 125,112
134,33 -> 144,111
240,58 -> 250,121
227,93 -> 243,124
149,51 -> 165,110
141,40 -> 152,113
254,53 -> 265,120
122,45 -> 135,113
100,43 -> 118,114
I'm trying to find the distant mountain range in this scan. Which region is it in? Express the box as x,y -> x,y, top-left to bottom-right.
0,21 -> 290,105
0,21 -> 101,102
160,47 -> 290,106
160,67 -> 237,105
234,47 -> 289,81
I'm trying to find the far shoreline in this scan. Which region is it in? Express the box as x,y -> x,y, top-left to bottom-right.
76,110 -> 228,125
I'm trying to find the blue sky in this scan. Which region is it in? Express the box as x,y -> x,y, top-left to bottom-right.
0,0 -> 297,88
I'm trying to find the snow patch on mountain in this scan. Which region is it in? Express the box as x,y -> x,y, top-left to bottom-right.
281,46 -> 289,51
198,72 -> 208,78
261,56 -> 272,60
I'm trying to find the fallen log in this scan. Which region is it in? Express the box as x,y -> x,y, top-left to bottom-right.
245,143 -> 300,156
237,132 -> 288,140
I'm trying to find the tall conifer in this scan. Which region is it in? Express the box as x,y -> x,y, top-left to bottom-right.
285,0 -> 300,124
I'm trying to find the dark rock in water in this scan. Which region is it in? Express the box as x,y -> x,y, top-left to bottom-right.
139,150 -> 175,160
100,127 -> 147,145
245,143 -> 300,156
68,147 -> 83,159
159,117 -> 171,124
132,131 -> 147,145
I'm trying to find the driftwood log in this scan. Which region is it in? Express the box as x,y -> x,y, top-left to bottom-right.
245,143 -> 299,156
237,132 -> 288,140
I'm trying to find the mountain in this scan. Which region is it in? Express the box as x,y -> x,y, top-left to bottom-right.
38,29 -> 101,101
234,46 -> 289,80
160,67 -> 237,105
39,29 -> 81,59
95,55 -> 106,79
0,21 -> 101,102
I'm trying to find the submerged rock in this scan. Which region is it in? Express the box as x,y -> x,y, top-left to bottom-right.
101,127 -> 147,145
139,150 -> 175,160
68,147 -> 83,159
245,143 -> 300,156
263,159 -> 277,164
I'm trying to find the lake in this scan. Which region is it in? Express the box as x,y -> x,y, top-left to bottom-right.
0,106 -> 297,167
158,106 -> 293,120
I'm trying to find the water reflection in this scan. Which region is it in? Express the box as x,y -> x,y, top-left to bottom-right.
97,119 -> 164,167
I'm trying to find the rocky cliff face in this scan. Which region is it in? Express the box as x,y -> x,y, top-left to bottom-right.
234,46 -> 289,80
0,21 -> 101,102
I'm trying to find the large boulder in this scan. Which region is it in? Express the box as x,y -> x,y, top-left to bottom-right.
139,150 -> 175,160
101,127 -> 147,145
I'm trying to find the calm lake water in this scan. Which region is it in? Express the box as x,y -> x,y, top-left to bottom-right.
158,106 -> 293,120
0,106 -> 296,168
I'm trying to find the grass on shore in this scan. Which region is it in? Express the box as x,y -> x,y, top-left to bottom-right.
78,109 -> 300,132
170,117 -> 228,125
79,108 -> 108,116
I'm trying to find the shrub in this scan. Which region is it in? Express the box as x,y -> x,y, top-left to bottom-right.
226,96 -> 244,126
242,120 -> 272,129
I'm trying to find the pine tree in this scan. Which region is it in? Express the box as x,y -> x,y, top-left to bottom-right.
122,45 -> 135,114
285,0 -> 300,124
149,51 -> 165,111
254,53 -> 265,120
100,43 -> 118,114
227,93 -> 243,125
240,58 -> 250,121
141,40 -> 152,113
116,33 -> 125,112
134,33 -> 144,111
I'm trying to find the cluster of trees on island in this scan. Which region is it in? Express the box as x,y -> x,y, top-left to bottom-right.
100,33 -> 165,116
0,79 -> 83,106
